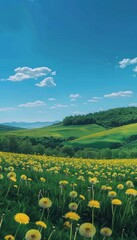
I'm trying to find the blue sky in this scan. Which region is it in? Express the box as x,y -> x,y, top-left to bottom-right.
1,0 -> 137,122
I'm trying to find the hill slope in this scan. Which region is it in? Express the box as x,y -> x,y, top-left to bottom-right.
0,124 -> 22,132
70,123 -> 137,148
0,124 -> 105,138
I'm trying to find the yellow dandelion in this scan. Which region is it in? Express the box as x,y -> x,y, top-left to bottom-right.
108,191 -> 117,198
25,229 -> 41,240
100,227 -> 112,237
64,212 -> 80,221
88,200 -> 100,208
69,191 -> 78,198
39,197 -> 52,209
20,174 -> 27,180
64,221 -> 71,228
14,213 -> 30,224
117,184 -> 124,190
35,221 -> 47,229
40,177 -> 46,182
69,202 -> 78,211
79,194 -> 85,200
111,199 -> 122,205
10,177 -> 16,182
125,188 -> 137,196
7,172 -> 16,179
4,235 -> 15,240
79,222 -> 96,238
0,174 -> 4,179
126,180 -> 134,188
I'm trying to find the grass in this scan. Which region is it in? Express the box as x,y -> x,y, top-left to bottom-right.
70,123 -> 137,147
0,124 -> 105,138
0,152 -> 137,239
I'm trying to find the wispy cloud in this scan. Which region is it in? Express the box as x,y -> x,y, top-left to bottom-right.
128,103 -> 137,107
7,67 -> 51,82
50,104 -> 69,109
119,57 -> 137,69
48,98 -> 56,101
35,77 -> 56,87
69,94 -> 81,100
104,91 -> 133,98
51,71 -> 56,76
18,100 -> 46,108
72,111 -> 84,115
0,107 -> 15,112
88,97 -> 102,103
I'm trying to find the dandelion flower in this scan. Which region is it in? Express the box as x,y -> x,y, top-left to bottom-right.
100,227 -> 112,237
20,174 -> 27,180
88,200 -> 100,208
4,235 -> 15,240
126,180 -> 134,188
14,213 -> 30,224
39,197 -> 52,209
111,199 -> 122,205
64,212 -> 80,221
125,188 -> 137,196
69,202 -> 78,211
117,184 -> 124,190
25,229 -> 41,240
35,221 -> 47,229
69,191 -> 78,198
79,194 -> 85,200
108,191 -> 117,198
79,222 -> 96,238
64,221 -> 71,228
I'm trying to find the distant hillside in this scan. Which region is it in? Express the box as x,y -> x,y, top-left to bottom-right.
70,123 -> 137,148
0,124 -> 105,138
2,121 -> 60,129
63,107 -> 137,128
0,124 -> 22,132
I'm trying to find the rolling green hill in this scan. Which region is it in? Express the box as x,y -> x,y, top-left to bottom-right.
70,123 -> 137,148
0,124 -> 22,132
0,124 -> 105,138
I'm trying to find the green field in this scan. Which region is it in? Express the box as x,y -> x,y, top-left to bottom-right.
1,122 -> 137,149
70,123 -> 137,148
0,124 -> 105,139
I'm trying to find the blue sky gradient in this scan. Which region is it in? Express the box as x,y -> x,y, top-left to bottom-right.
0,0 -> 137,122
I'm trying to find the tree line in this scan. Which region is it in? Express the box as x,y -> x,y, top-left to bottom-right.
63,107 -> 137,128
0,135 -> 137,159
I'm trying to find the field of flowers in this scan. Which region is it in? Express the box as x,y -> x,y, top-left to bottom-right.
0,152 -> 137,240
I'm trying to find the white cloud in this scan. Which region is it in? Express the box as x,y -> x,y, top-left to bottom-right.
104,91 -> 133,98
88,99 -> 98,102
48,98 -> 56,101
70,104 -> 77,107
93,97 -> 102,100
51,71 -> 56,76
0,107 -> 15,112
70,99 -> 76,101
128,103 -> 137,107
18,100 -> 46,108
69,94 -> 81,99
35,77 -> 56,87
8,66 -> 51,82
88,97 -> 102,103
72,111 -> 84,115
119,57 -> 137,69
50,104 -> 69,109
55,104 -> 68,108
133,66 -> 137,72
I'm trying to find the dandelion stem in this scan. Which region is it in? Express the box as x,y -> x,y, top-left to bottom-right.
92,208 -> 94,224
91,184 -> 94,200
47,230 -> 55,240
15,224 -> 20,237
40,208 -> 45,220
69,222 -> 73,240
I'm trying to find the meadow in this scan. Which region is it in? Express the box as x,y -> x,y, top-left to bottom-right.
0,152 -> 137,240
